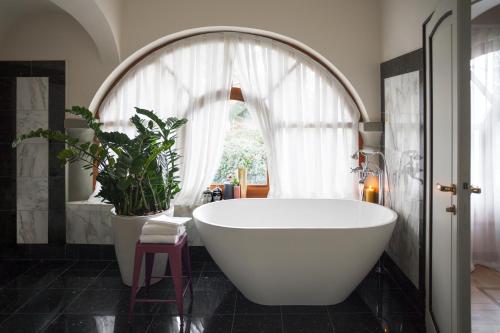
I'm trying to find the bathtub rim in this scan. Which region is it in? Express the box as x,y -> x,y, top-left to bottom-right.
193,198 -> 397,230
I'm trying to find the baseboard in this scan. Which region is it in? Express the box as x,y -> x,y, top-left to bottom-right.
0,244 -> 115,260
0,244 -> 211,261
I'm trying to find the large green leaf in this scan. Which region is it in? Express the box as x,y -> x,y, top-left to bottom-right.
14,106 -> 187,216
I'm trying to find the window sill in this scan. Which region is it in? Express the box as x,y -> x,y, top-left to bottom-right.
209,184 -> 269,198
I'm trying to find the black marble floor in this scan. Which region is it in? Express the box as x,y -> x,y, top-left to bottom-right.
0,254 -> 425,333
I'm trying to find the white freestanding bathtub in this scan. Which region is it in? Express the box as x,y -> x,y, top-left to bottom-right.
193,198 -> 397,305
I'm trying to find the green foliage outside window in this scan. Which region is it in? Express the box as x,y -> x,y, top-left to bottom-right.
213,102 -> 267,184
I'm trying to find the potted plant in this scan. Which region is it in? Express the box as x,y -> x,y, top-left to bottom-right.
13,106 -> 187,285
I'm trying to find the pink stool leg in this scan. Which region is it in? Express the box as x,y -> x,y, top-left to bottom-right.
183,243 -> 194,299
169,247 -> 184,319
128,243 -> 143,323
145,253 -> 155,295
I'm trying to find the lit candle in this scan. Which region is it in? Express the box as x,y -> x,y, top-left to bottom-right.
365,186 -> 378,204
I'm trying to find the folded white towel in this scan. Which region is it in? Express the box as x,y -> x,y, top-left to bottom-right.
141,224 -> 185,236
142,221 -> 179,233
139,233 -> 184,244
147,215 -> 192,227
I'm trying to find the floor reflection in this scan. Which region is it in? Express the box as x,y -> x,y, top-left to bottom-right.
0,256 -> 425,332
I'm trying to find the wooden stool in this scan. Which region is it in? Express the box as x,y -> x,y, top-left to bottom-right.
128,234 -> 193,322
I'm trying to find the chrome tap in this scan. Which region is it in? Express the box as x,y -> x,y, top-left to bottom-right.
350,165 -> 365,183
351,163 -> 373,184
350,149 -> 391,206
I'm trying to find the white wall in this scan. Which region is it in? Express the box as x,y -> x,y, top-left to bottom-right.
0,0 -> 383,200
0,9 -> 116,108
0,8 -> 117,200
381,0 -> 437,61
0,1 -> 383,120
119,0 -> 382,121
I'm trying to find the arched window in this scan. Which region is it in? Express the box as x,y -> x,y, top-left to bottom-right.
96,31 -> 361,204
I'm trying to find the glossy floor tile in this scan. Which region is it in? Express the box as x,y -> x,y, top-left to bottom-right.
282,313 -> 333,333
43,314 -> 154,333
232,314 -> 283,333
0,258 -> 425,332
17,288 -> 81,314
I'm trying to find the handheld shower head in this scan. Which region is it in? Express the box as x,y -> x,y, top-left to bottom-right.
351,148 -> 378,159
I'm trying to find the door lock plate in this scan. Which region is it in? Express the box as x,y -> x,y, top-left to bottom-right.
445,205 -> 456,215
437,183 -> 456,195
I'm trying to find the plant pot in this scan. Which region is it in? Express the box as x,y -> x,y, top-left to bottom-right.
111,207 -> 174,286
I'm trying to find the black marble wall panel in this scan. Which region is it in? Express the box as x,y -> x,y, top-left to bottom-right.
42,61 -> 66,245
380,50 -> 425,306
0,61 -> 65,245
0,76 -> 16,244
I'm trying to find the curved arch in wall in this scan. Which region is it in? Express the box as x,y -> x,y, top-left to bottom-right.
89,26 -> 368,121
50,0 -> 120,64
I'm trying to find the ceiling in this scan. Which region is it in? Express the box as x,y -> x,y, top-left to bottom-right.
0,0 -> 63,43
0,0 -> 120,64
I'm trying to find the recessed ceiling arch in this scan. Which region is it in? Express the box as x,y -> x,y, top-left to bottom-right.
50,0 -> 120,64
89,26 -> 369,122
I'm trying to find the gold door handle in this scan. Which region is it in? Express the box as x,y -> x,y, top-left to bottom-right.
436,183 -> 456,195
446,205 -> 456,215
469,185 -> 481,194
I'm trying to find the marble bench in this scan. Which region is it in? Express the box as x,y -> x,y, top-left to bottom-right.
66,202 -> 203,245
66,201 -> 114,244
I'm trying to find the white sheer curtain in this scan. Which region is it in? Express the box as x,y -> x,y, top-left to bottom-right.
232,34 -> 359,198
98,33 -> 233,205
471,27 -> 500,270
98,32 -> 360,204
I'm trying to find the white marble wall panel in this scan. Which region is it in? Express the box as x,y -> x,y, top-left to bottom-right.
16,77 -> 49,111
17,110 -> 49,135
16,77 -> 49,244
17,142 -> 48,177
384,71 -> 422,288
17,178 -> 48,210
17,210 -> 49,243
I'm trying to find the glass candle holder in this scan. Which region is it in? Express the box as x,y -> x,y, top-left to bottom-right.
365,186 -> 379,203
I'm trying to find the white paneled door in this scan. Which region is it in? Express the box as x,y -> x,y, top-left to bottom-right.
424,0 -> 471,333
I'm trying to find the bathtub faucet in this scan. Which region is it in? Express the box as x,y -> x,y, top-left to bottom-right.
350,165 -> 370,184
350,149 -> 391,206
